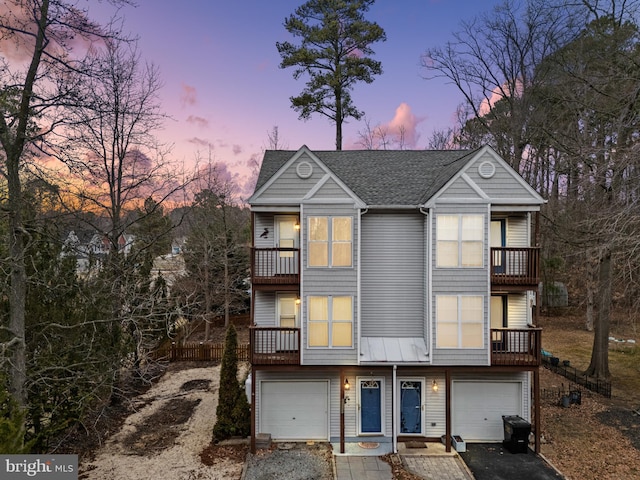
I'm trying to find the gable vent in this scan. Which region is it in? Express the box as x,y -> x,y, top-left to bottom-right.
296,161 -> 313,179
478,160 -> 496,179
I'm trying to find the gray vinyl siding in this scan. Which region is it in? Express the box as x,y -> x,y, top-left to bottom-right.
258,153 -> 326,202
424,373 -> 447,438
431,204 -> 490,366
360,212 -> 425,337
253,213 -> 275,249
438,176 -> 484,200
302,204 -> 358,365
307,177 -> 352,200
253,291 -> 276,326
466,152 -> 537,201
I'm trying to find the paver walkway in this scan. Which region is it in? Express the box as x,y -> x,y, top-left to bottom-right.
402,455 -> 472,480
335,455 -> 393,480
333,442 -> 473,480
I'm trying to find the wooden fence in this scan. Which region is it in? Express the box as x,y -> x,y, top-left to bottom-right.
153,342 -> 250,362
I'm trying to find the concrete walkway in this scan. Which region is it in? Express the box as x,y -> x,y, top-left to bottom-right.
333,442 -> 473,480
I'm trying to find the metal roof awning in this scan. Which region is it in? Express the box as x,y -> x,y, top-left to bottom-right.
360,337 -> 429,363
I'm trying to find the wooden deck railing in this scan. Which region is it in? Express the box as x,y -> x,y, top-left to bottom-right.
153,342 -> 250,362
490,247 -> 540,286
491,328 -> 542,366
250,327 -> 300,365
251,248 -> 300,285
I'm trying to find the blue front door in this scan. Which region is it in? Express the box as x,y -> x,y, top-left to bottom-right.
360,379 -> 382,434
400,381 -> 422,434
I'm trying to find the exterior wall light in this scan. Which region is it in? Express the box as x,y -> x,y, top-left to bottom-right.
432,380 -> 439,392
344,378 -> 350,391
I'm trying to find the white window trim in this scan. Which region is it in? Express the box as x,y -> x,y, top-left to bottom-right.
307,295 -> 354,349
436,295 -> 484,349
307,216 -> 353,268
436,214 -> 484,268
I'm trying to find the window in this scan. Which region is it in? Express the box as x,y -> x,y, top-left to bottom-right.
308,216 -> 352,267
308,296 -> 353,347
436,295 -> 483,348
436,214 -> 483,267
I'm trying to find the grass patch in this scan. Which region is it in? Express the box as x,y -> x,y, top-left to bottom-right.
540,312 -> 640,406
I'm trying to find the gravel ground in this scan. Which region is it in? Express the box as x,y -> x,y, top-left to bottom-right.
243,443 -> 334,480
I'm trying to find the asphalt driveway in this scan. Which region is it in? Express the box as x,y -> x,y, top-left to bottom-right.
460,444 -> 564,480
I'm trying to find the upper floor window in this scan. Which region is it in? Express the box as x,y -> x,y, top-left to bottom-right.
436,295 -> 484,348
308,296 -> 353,347
436,214 -> 483,268
308,216 -> 352,267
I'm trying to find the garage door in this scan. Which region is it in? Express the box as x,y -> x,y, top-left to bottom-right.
452,381 -> 522,441
260,381 -> 329,440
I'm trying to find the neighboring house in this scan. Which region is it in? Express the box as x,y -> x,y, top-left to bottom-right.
247,145 -> 545,455
62,230 -> 136,275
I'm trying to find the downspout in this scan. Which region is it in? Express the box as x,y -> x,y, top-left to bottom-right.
340,369 -> 345,454
357,208 -> 367,363
392,364 -> 398,454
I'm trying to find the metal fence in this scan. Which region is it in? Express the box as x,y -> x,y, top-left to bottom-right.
542,356 -> 612,398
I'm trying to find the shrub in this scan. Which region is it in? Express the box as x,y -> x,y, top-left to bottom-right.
213,325 -> 250,441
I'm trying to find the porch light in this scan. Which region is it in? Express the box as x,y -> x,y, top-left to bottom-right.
344,378 -> 350,391
432,380 -> 439,392
295,298 -> 301,305
294,222 -> 300,231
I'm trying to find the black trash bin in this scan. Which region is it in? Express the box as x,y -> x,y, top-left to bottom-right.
502,415 -> 531,454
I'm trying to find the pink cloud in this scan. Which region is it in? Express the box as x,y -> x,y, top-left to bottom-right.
180,83 -> 197,107
186,115 -> 209,129
232,144 -> 242,155
382,103 -> 424,148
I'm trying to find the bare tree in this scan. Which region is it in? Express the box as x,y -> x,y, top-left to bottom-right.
0,0 -> 129,414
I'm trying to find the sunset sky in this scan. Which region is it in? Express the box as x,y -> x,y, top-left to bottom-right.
87,0 -> 502,195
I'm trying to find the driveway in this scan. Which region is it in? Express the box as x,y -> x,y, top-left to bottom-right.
460,444 -> 564,480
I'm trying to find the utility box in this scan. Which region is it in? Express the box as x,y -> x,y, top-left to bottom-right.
502,415 -> 531,454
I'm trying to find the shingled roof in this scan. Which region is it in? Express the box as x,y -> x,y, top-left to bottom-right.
255,148 -> 478,206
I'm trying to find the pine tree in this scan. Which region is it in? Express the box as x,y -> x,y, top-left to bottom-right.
213,325 -> 250,440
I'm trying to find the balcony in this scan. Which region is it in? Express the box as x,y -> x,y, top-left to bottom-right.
250,327 -> 301,365
491,328 -> 542,366
251,248 -> 300,290
491,247 -> 540,288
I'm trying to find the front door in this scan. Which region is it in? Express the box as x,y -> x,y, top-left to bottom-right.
275,216 -> 299,275
400,380 -> 423,435
359,378 -> 383,435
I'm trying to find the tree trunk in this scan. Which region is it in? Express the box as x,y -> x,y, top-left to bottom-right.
585,248 -> 612,379
585,261 -> 595,331
7,149 -> 27,408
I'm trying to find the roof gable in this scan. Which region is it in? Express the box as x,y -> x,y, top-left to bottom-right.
249,146 -> 364,206
251,145 -> 545,208
427,146 -> 545,207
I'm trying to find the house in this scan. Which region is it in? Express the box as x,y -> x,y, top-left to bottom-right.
62,230 -> 136,275
247,145 -> 545,455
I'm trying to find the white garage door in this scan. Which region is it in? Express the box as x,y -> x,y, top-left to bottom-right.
452,381 -> 522,441
260,381 -> 329,440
